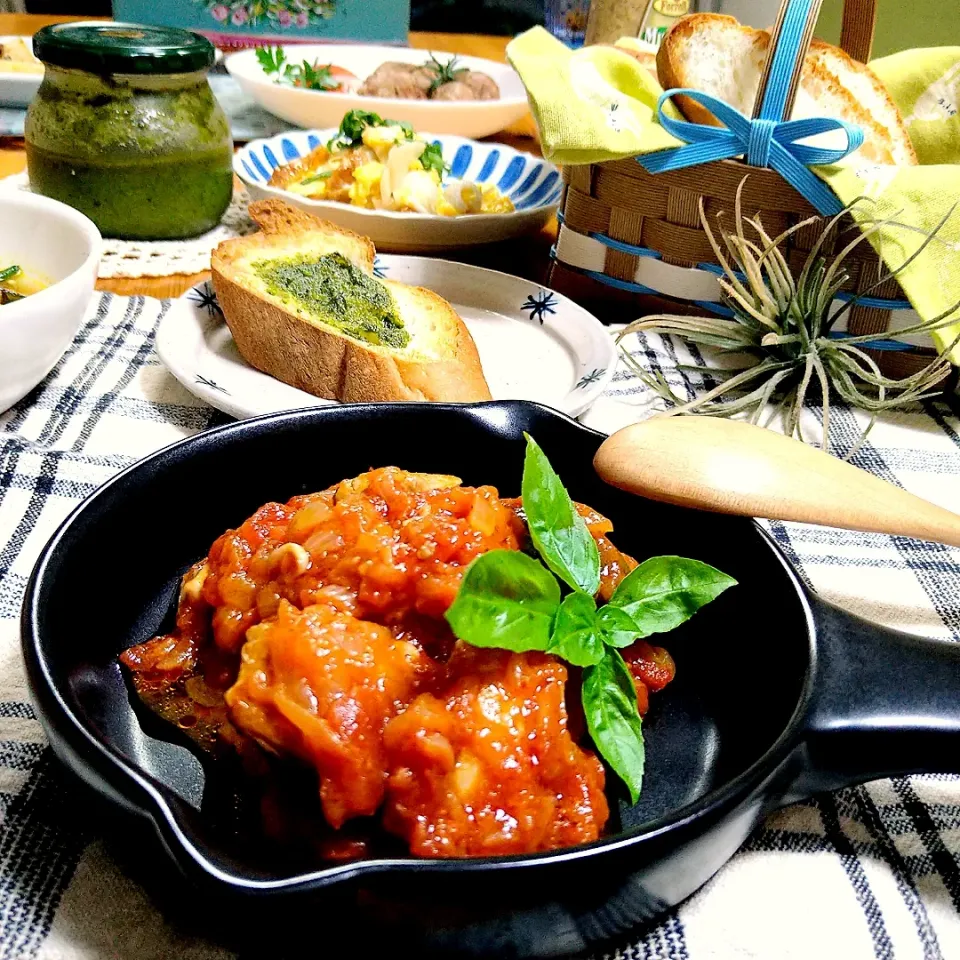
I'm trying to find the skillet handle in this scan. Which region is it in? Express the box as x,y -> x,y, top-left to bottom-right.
789,596 -> 960,801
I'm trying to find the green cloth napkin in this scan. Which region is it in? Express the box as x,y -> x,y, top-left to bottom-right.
507,28 -> 960,363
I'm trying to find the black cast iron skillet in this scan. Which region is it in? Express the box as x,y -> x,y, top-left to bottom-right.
22,401 -> 960,958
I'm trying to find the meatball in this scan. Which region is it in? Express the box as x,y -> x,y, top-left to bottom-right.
225,599 -> 433,828
382,644 -> 609,857
431,71 -> 500,101
358,62 -> 432,99
430,80 -> 476,101
461,70 -> 500,100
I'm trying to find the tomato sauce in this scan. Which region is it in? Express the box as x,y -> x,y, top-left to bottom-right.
120,467 -> 675,858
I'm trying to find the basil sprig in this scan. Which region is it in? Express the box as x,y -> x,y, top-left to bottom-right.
522,434 -> 600,595
444,433 -> 737,803
445,551 -> 559,653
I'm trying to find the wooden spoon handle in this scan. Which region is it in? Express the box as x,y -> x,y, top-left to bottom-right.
593,417 -> 960,548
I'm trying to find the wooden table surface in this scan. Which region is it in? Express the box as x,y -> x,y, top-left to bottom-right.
0,14 -> 553,299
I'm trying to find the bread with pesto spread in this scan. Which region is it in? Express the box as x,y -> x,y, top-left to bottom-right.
211,199 -> 492,403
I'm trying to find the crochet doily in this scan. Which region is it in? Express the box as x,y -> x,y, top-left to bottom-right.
0,172 -> 255,279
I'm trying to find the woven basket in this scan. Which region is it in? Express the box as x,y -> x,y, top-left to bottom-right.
548,0 -> 941,381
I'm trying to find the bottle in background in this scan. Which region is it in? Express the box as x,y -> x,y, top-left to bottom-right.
545,0 -> 593,48
584,0 -> 652,46
639,0 -> 691,47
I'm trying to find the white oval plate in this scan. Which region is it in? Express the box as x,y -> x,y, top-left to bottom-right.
225,44 -> 530,140
0,37 -> 43,107
157,257 -> 615,420
236,129 -> 561,254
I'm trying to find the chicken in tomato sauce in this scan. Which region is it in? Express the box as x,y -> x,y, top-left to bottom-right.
121,467 -> 675,858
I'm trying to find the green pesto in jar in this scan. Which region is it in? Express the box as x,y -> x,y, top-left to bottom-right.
25,24 -> 232,241
255,253 -> 410,349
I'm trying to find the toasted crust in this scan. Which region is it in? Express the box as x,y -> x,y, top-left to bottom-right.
656,14 -> 743,128
215,199 -> 376,276
657,14 -> 915,166
807,39 -> 916,165
211,200 -> 492,403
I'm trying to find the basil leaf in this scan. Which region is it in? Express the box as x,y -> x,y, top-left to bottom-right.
548,591 -> 605,667
582,648 -> 644,804
608,556 -> 737,638
596,605 -> 642,648
521,434 -> 600,596
445,550 -> 560,653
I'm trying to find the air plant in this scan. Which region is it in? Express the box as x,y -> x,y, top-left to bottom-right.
617,181 -> 960,454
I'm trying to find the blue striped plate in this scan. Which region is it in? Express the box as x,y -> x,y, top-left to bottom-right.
235,129 -> 562,254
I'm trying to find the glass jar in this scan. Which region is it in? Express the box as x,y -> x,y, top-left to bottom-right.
26,22 -> 233,241
545,0 -> 593,48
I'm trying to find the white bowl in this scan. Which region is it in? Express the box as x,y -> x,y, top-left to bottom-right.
235,129 -> 561,253
0,193 -> 101,413
225,44 -> 530,139
0,36 -> 44,107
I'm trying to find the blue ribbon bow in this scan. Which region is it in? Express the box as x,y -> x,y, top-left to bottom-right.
636,0 -> 863,217
638,90 -> 864,216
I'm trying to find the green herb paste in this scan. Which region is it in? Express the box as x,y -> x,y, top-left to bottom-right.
255,253 -> 410,350
25,66 -> 233,240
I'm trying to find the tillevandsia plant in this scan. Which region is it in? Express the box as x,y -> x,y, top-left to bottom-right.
617,181 -> 960,453
445,434 -> 736,802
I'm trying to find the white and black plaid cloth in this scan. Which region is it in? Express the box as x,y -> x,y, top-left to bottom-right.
1,293 -> 959,959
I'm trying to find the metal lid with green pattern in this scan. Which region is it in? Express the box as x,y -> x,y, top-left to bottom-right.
32,22 -> 216,75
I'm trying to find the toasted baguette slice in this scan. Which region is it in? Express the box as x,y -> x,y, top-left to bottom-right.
805,39 -> 916,166
212,200 -> 492,403
657,14 -> 916,166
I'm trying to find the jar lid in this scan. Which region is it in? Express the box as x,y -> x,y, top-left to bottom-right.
32,22 -> 215,75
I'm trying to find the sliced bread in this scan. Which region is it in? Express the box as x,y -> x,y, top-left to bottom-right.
657,14 -> 916,166
806,39 -> 916,166
211,200 -> 492,403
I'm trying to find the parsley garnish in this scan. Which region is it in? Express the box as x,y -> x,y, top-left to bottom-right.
256,45 -> 340,91
419,140 -> 448,177
326,110 -> 450,177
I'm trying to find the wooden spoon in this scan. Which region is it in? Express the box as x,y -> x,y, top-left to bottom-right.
593,417 -> 960,548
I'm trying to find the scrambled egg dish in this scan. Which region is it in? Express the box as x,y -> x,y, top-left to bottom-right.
268,112 -> 514,217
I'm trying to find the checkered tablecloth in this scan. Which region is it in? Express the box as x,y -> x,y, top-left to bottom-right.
2,293 -> 960,960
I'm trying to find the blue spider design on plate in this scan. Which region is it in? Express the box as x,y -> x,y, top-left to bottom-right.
188,283 -> 222,318
373,257 -> 388,279
576,368 -> 605,390
521,289 -> 558,325
195,375 -> 230,395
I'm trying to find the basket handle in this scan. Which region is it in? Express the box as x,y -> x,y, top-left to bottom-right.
752,0 -> 877,122
752,0 -> 824,120
838,0 -> 877,63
